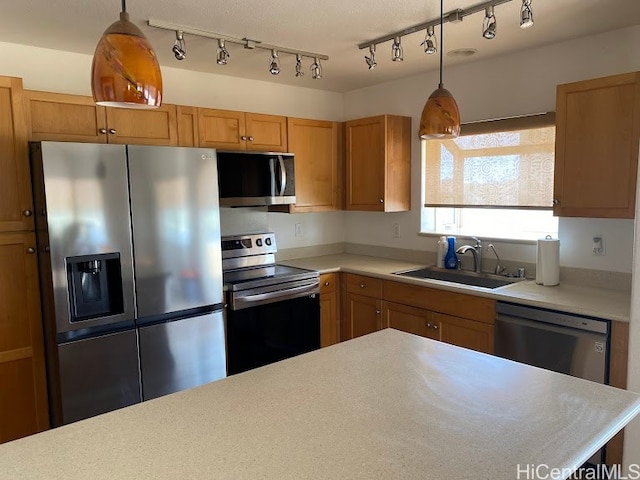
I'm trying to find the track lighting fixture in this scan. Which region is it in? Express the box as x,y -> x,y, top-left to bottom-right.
483,6 -> 497,39
172,31 -> 186,60
391,37 -> 403,62
148,19 -> 328,80
310,58 -> 322,80
520,0 -> 533,28
365,44 -> 377,70
295,54 -> 304,77
216,39 -> 230,65
421,25 -> 437,55
92,0 -> 162,108
269,49 -> 280,75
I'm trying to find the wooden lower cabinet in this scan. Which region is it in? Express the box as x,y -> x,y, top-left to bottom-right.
344,293 -> 383,340
319,273 -> 339,347
0,232 -> 49,443
384,301 -> 433,339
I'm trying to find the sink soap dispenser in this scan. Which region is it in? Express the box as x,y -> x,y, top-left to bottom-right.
444,236 -> 458,269
436,236 -> 447,268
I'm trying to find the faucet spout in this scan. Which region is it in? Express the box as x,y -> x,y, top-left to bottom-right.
455,245 -> 479,272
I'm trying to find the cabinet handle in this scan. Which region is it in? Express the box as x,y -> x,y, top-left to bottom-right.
360,283 -> 365,288
248,136 -> 254,141
22,209 -> 33,217
99,128 -> 107,134
379,199 -> 384,203
324,281 -> 330,286
426,322 -> 432,328
108,128 -> 117,135
433,324 -> 438,330
241,136 -> 247,141
552,198 -> 559,206
27,247 -> 36,254
376,310 -> 381,315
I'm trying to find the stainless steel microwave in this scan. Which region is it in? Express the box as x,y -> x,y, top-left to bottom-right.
216,151 -> 296,207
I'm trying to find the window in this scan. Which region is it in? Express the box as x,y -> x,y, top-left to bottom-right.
421,113 -> 558,241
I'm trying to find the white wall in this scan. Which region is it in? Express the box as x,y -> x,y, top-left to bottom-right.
343,26 -> 640,273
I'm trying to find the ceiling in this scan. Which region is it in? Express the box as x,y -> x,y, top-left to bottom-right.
1,0 -> 639,92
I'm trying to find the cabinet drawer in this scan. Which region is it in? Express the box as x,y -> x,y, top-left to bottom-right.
345,273 -> 382,298
320,273 -> 337,295
383,280 -> 495,324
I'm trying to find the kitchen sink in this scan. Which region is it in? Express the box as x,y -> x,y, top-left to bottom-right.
393,266 -> 525,289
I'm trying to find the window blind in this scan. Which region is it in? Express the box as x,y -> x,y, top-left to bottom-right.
424,113 -> 556,209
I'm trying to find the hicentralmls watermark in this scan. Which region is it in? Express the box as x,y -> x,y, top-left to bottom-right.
516,463 -> 640,479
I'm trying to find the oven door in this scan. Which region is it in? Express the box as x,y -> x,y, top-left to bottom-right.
226,294 -> 320,375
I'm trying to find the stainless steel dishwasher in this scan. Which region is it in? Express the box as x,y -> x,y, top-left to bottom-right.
494,301 -> 610,465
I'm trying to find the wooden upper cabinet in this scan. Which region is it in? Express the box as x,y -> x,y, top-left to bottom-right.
554,72 -> 640,218
176,105 -> 199,147
198,108 -> 287,152
0,76 -> 34,233
285,118 -> 340,212
345,114 -> 411,212
0,232 -> 49,442
26,90 -> 178,146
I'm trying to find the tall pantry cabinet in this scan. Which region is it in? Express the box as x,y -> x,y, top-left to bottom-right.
0,76 -> 49,443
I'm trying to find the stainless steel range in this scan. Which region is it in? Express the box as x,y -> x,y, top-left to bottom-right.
222,232 -> 320,375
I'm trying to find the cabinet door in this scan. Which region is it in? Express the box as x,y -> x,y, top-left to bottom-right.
434,312 -> 494,354
0,77 -> 34,233
197,108 -> 246,150
0,232 -> 49,442
383,301 -> 432,338
105,104 -> 177,146
245,113 -> 288,152
554,72 -> 640,218
176,105 -> 199,147
345,116 -> 385,211
27,90 -> 108,143
287,118 -> 339,212
345,293 -> 382,340
320,273 -> 339,347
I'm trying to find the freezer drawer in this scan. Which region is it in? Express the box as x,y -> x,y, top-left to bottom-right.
58,329 -> 141,425
138,310 -> 226,401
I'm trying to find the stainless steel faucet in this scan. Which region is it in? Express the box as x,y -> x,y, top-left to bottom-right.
455,237 -> 482,273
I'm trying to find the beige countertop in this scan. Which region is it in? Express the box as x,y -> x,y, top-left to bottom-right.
281,254 -> 631,322
2,329 -> 639,479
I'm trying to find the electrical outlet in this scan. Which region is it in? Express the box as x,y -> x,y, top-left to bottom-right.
295,223 -> 304,237
393,223 -> 401,238
592,236 -> 605,255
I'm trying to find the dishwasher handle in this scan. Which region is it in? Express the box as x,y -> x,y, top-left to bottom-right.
496,313 -> 608,341
495,302 -> 609,335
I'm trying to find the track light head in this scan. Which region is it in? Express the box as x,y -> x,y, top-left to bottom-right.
421,25 -> 437,55
365,44 -> 377,70
391,37 -> 403,62
482,6 -> 497,39
295,54 -> 304,77
310,57 -> 322,80
520,0 -> 534,28
216,39 -> 230,65
269,49 -> 280,75
172,30 -> 186,60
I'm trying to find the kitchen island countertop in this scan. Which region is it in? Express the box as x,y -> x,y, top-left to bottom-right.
1,329 -> 639,479
280,253 -> 631,322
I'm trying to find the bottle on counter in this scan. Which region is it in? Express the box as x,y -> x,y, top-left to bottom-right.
436,236 -> 447,268
444,236 -> 458,269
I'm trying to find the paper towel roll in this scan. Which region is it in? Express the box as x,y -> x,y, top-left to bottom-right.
536,236 -> 560,286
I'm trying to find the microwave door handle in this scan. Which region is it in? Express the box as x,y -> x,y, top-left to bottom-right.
277,155 -> 286,196
269,157 -> 276,196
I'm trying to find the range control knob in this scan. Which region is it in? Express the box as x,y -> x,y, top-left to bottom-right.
256,239 -> 263,247
265,237 -> 272,246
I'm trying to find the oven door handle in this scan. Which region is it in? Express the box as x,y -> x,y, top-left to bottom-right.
230,283 -> 319,310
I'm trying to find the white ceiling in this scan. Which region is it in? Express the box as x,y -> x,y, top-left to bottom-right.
1,0 -> 639,92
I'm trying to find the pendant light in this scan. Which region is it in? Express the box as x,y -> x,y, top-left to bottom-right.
419,0 -> 460,139
91,0 -> 163,108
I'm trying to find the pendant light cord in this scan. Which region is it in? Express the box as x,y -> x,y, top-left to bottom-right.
122,0 -> 127,13
439,0 -> 443,89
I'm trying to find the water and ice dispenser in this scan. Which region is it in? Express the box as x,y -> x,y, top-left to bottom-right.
66,253 -> 124,322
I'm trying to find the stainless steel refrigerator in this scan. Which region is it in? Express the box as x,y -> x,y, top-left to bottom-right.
31,141 -> 226,427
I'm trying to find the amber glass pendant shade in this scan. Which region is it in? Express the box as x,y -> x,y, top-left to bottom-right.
91,10 -> 163,108
419,86 -> 461,139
